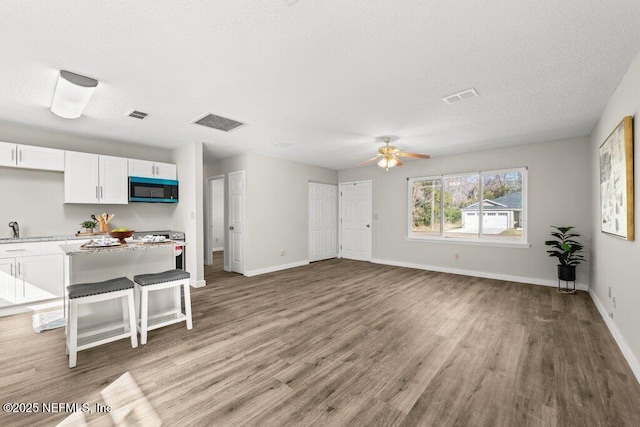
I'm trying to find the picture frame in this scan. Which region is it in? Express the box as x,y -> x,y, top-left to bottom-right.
599,116 -> 634,240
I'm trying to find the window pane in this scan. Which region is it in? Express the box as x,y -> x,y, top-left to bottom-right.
481,171 -> 523,239
444,175 -> 479,238
411,179 -> 441,235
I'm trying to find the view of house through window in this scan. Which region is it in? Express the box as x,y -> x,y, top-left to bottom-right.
409,168 -> 525,242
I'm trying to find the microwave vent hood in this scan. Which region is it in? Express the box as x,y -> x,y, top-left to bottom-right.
129,176 -> 178,203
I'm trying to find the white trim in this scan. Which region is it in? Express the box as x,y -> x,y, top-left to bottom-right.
589,289 -> 640,384
228,170 -> 246,275
190,279 -> 206,288
212,246 -> 224,252
371,258 -> 588,291
404,237 -> 531,248
0,298 -> 63,318
244,260 -> 309,277
223,264 -> 230,272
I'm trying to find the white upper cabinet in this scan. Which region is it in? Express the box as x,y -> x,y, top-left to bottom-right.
0,141 -> 64,171
128,159 -> 177,180
65,151 -> 128,204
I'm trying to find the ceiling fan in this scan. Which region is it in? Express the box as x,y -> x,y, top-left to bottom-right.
358,136 -> 430,171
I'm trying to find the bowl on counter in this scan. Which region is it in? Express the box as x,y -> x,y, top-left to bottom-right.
108,230 -> 134,244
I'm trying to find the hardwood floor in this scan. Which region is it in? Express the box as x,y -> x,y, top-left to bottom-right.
1,255 -> 639,426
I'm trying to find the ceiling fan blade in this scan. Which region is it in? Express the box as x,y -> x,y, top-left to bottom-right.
393,156 -> 403,166
358,156 -> 381,166
397,152 -> 431,159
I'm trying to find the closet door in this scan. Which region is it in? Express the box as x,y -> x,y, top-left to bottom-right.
309,182 -> 338,262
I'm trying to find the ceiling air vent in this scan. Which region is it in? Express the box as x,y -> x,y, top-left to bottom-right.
442,88 -> 479,105
127,110 -> 148,120
192,113 -> 246,132
274,141 -> 292,147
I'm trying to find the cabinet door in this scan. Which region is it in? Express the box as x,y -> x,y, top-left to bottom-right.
0,258 -> 16,306
0,141 -> 17,168
17,144 -> 65,171
128,159 -> 155,179
65,151 -> 99,203
16,254 -> 64,303
154,162 -> 177,180
99,155 -> 128,204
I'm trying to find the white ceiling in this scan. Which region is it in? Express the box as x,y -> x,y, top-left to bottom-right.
2,1 -> 640,170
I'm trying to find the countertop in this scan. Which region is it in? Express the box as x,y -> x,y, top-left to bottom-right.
0,234 -> 95,244
60,240 -> 184,256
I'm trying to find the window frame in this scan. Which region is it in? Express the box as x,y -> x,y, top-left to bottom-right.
407,167 -> 529,247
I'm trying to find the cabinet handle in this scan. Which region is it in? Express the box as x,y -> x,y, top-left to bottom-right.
6,249 -> 26,252
17,262 -> 21,277
152,165 -> 155,176
96,186 -> 99,200
100,186 -> 103,198
10,263 -> 14,277
18,150 -> 22,163
11,148 -> 15,162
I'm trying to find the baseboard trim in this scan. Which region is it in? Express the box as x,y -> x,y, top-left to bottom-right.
588,289 -> 640,384
244,260 -> 310,277
0,299 -> 63,318
370,258 -> 589,291
191,279 -> 206,288
212,247 -> 224,252
223,265 -> 230,272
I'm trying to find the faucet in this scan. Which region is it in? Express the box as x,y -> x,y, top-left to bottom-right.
8,221 -> 19,239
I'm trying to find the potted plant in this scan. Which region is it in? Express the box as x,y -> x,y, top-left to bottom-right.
80,220 -> 98,234
544,226 -> 585,281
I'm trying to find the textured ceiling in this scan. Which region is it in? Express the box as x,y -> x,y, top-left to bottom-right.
1,1 -> 640,170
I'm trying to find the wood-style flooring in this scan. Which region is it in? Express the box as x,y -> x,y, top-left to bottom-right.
1,252 -> 639,426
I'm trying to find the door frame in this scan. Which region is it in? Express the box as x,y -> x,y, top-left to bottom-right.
228,170 -> 246,275
204,174 -> 225,265
338,179 -> 373,260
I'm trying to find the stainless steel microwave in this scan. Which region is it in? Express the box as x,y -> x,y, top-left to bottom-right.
129,177 -> 178,203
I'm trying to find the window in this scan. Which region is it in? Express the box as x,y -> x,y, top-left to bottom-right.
409,168 -> 526,244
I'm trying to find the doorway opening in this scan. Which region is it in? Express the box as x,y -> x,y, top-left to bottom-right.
205,175 -> 225,268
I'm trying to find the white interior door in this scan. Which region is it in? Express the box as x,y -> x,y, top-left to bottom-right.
309,182 -> 338,262
229,170 -> 245,274
340,181 -> 372,261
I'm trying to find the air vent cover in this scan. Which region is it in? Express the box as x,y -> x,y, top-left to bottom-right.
127,110 -> 148,120
274,141 -> 292,147
442,88 -> 479,105
193,113 -> 246,132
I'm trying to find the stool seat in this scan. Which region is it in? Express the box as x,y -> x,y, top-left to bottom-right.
134,269 -> 190,286
67,277 -> 134,299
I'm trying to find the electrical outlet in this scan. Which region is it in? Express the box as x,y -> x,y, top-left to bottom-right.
609,311 -> 614,319
190,211 -> 195,220
279,249 -> 285,256
215,238 -> 219,242
454,253 -> 460,260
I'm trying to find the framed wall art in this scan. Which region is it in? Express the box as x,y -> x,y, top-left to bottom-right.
599,116 -> 634,240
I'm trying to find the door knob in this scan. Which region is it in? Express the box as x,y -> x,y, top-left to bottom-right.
229,226 -> 234,230
366,224 -> 370,228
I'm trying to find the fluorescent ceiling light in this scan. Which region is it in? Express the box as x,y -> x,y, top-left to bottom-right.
50,70 -> 98,119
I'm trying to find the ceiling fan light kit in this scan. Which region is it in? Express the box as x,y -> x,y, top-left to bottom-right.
358,136 -> 430,171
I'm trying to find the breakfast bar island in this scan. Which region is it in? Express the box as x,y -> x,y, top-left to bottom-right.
60,240 -> 184,329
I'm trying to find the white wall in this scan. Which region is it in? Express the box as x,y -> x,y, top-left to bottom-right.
172,141 -> 205,287
589,49 -> 640,379
211,179 -> 224,251
0,121 -> 176,238
204,152 -> 338,275
338,137 -> 592,287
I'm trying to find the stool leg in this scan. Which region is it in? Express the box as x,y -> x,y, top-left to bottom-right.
183,282 -> 193,330
68,300 -> 78,368
127,291 -> 138,348
140,287 -> 149,345
121,295 -> 129,333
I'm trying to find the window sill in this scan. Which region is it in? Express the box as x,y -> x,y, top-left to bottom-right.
404,236 -> 531,248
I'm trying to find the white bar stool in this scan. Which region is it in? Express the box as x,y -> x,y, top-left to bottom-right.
133,269 -> 193,345
66,277 -> 138,368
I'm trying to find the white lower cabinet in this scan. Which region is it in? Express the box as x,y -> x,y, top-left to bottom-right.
0,250 -> 64,307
